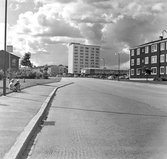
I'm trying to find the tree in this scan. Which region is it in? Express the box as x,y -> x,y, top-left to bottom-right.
20,52 -> 33,68
44,64 -> 48,71
142,66 -> 152,81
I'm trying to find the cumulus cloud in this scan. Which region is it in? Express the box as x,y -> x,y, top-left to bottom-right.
4,0 -> 167,67
34,0 -> 77,4
12,0 -> 28,2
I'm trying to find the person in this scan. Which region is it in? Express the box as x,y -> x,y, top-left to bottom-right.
9,79 -> 15,91
14,79 -> 21,92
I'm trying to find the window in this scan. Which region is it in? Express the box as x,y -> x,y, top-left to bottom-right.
137,58 -> 140,65
160,66 -> 165,74
145,57 -> 149,64
151,56 -> 157,63
136,68 -> 140,75
166,66 -> 167,74
160,54 -> 165,63
151,67 -> 157,75
12,59 -> 16,66
131,59 -> 134,66
131,50 -> 134,56
151,44 -> 157,52
166,42 -> 167,50
131,69 -> 134,75
145,46 -> 149,53
160,43 -> 165,51
137,48 -> 140,55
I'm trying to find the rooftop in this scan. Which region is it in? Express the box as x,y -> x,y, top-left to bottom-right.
130,37 -> 167,49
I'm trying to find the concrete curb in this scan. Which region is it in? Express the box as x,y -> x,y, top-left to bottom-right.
3,82 -> 74,159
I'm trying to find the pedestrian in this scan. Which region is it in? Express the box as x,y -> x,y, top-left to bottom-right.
9,79 -> 17,92
14,79 -> 21,92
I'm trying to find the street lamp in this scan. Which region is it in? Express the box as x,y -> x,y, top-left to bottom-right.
101,58 -> 105,78
159,30 -> 167,40
116,52 -> 120,81
3,0 -> 8,96
101,58 -> 105,69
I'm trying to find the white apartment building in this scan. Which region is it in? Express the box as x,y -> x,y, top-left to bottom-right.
68,42 -> 100,74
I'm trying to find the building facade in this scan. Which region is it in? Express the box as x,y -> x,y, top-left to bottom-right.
0,50 -> 20,72
130,38 -> 167,80
81,68 -> 129,76
68,43 -> 100,74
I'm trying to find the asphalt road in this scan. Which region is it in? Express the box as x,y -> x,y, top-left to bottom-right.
24,78 -> 167,159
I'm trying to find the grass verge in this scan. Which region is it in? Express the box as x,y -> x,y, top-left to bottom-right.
0,77 -> 61,96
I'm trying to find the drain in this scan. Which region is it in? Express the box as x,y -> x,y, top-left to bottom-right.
0,103 -> 9,106
43,121 -> 55,126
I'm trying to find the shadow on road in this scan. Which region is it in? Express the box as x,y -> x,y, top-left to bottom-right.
51,106 -> 167,118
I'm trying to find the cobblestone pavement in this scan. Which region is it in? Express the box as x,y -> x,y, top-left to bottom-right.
26,78 -> 167,159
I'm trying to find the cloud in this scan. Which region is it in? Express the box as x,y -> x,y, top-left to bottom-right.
12,0 -> 28,2
4,0 -> 167,68
152,3 -> 164,12
34,0 -> 77,4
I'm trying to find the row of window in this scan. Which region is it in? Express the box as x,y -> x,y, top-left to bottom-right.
74,46 -> 100,51
74,65 -> 99,68
131,42 -> 167,56
131,66 -> 167,75
74,52 -> 99,56
131,54 -> 167,66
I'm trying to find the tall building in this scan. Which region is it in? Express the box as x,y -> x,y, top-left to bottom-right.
130,38 -> 167,80
68,43 -> 100,74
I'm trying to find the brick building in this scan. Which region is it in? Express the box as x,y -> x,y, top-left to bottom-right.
0,50 -> 20,72
130,38 -> 167,80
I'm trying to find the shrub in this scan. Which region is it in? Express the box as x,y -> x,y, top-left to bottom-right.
43,71 -> 49,79
28,71 -> 36,79
35,72 -> 42,79
153,77 -> 167,81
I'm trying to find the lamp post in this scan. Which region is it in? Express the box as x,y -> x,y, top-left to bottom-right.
159,30 -> 167,40
3,0 -> 8,96
116,52 -> 120,81
101,58 -> 105,79
101,58 -> 105,69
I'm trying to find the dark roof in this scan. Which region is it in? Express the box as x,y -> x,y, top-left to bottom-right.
130,37 -> 167,49
0,50 -> 20,58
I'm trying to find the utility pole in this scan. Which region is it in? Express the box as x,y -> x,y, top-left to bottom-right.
3,0 -> 8,96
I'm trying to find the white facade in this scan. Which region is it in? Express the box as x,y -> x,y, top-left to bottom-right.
68,43 -> 100,74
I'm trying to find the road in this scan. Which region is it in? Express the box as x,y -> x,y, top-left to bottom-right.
24,78 -> 167,159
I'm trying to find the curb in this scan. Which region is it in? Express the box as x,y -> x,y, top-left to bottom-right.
3,82 -> 74,159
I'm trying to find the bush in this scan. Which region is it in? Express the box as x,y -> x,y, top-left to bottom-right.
28,72 -> 36,79
153,76 -> 167,81
35,72 -> 42,79
43,71 -> 49,79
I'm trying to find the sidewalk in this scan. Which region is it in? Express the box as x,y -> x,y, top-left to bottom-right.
0,78 -> 73,159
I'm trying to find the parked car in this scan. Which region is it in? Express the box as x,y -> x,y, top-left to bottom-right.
108,76 -> 114,80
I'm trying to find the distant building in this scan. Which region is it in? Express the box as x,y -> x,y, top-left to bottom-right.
32,65 -> 59,77
68,43 -> 100,74
130,38 -> 167,80
81,68 -> 129,76
32,65 -> 67,77
0,50 -> 20,72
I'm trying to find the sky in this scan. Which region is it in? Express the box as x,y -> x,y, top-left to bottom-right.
0,0 -> 167,69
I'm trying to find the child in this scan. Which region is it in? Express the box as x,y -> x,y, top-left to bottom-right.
14,80 -> 21,92
9,79 -> 15,91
